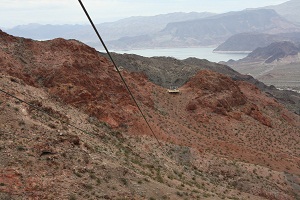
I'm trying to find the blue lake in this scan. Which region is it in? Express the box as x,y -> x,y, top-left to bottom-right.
113,47 -> 248,63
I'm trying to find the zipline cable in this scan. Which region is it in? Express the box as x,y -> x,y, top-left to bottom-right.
77,0 -> 162,146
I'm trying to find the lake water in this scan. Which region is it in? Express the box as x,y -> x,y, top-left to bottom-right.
113,47 -> 248,63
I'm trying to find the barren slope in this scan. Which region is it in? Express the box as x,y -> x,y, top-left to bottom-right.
0,30 -> 299,199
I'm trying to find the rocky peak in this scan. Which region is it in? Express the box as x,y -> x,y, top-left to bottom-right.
244,41 -> 300,63
0,31 -> 142,127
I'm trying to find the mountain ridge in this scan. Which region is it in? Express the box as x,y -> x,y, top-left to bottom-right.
107,9 -> 300,50
6,8 -> 300,50
241,41 -> 300,64
222,40 -> 300,94
214,32 -> 300,52
266,0 -> 300,24
5,12 -> 215,44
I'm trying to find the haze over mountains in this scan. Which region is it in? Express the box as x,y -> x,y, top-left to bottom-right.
223,41 -> 300,92
211,0 -> 300,53
237,41 -> 300,64
266,0 -> 300,24
108,9 -> 299,49
4,0 -> 300,50
5,12 -> 214,47
214,32 -> 300,52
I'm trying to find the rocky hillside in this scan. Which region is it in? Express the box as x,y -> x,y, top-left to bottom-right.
1,31 -> 300,199
109,52 -> 300,115
108,53 -> 238,88
108,9 -> 300,49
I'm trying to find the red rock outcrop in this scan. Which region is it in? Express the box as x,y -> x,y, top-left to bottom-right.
184,70 -> 247,114
0,31 -> 144,127
182,70 -> 275,126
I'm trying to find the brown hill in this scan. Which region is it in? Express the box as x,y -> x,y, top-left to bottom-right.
0,30 -> 299,199
109,53 -> 300,115
0,30 -> 147,128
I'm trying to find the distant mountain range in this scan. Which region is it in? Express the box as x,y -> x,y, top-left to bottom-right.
5,23 -> 91,41
226,41 -> 300,64
214,32 -> 300,52
223,40 -> 300,94
241,41 -> 300,64
5,12 -> 214,45
3,0 -> 300,50
107,9 -> 300,49
213,0 -> 300,53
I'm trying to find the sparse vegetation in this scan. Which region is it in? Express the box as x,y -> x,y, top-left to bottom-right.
69,194 -> 77,200
0,28 -> 298,200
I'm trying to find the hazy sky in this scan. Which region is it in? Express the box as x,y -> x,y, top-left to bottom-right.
0,0 -> 289,28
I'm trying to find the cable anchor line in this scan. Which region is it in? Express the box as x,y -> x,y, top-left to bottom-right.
77,0 -> 162,146
0,88 -> 92,136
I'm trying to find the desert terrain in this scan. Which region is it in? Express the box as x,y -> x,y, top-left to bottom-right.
0,30 -> 299,199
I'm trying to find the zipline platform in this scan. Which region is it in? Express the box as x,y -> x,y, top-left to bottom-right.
167,88 -> 180,93
114,66 -> 124,72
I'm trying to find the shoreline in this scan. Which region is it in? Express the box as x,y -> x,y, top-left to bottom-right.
213,50 -> 251,54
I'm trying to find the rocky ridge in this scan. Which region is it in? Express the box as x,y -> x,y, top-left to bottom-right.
110,53 -> 300,115
240,41 -> 300,64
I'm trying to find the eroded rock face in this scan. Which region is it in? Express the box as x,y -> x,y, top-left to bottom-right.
182,70 -> 273,125
0,31 -> 142,127
185,70 -> 247,114
243,103 -> 272,127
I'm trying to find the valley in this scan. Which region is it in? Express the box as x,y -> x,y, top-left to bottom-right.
231,62 -> 300,93
224,41 -> 300,94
